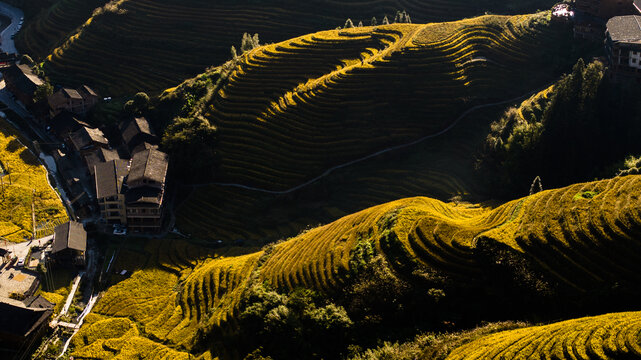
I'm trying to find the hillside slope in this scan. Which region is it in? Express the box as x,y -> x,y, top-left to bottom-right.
27,0 -> 556,94
172,12 -> 580,242
446,311 -> 641,360
0,119 -> 67,241
73,175 -> 641,359
15,0 -> 108,59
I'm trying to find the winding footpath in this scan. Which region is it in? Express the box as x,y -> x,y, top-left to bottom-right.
204,85 -> 551,195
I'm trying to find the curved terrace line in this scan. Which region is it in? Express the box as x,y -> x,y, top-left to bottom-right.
199,84 -> 552,195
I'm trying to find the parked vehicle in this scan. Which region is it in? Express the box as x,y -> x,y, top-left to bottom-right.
113,224 -> 127,236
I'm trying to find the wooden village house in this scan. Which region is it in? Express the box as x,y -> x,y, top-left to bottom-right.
606,15 -> 641,78
51,221 -> 87,267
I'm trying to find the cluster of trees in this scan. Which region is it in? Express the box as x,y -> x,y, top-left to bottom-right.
161,116 -> 218,182
149,69 -> 223,183
342,10 -> 412,29
480,59 -> 641,197
123,92 -> 150,116
237,283 -> 353,359
617,155 -> 641,176
231,32 -> 261,59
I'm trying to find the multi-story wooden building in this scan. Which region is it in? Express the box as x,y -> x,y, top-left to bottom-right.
94,159 -> 130,224
606,15 -> 641,78
120,117 -> 158,156
47,85 -> 99,117
125,149 -> 169,233
93,149 -> 169,233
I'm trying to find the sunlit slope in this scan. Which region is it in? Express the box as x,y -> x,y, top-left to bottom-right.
0,119 -> 68,242
35,0 -> 555,94
446,311 -> 641,360
73,176 -> 641,358
260,175 -> 641,293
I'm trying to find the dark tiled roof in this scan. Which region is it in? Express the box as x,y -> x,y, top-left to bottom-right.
126,186 -> 162,206
61,88 -> 82,100
85,148 -> 120,174
122,117 -> 156,146
0,301 -> 52,338
79,85 -> 97,97
131,142 -> 158,155
3,64 -> 44,96
49,111 -> 90,138
607,15 -> 641,42
70,126 -> 109,150
94,159 -> 129,199
128,149 -> 168,185
23,295 -> 54,310
52,221 -> 87,254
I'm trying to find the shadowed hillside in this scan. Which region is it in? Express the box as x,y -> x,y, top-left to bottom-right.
71,175 -> 641,359
170,12 -> 585,243
28,0 -> 557,95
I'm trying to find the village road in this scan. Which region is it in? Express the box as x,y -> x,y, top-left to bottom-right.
0,1 -> 23,54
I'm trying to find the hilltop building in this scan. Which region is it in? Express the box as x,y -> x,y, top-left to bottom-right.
93,149 -> 169,233
51,221 -> 87,267
48,85 -> 99,117
120,117 -> 158,156
2,64 -> 44,106
606,15 -> 641,78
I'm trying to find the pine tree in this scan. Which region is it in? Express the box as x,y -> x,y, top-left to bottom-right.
358,21 -> 363,27
252,33 -> 260,48
393,11 -> 400,23
344,18 -> 354,28
529,176 -> 543,195
231,46 -> 238,60
402,11 -> 411,23
382,15 -> 389,25
371,17 -> 377,26
241,33 -> 252,52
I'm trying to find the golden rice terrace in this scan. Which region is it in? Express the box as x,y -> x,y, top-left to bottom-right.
73,175 -> 641,359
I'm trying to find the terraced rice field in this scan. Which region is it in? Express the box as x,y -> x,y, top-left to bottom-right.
0,119 -> 67,242
446,311 -> 641,359
175,107 -> 492,245
75,175 -> 641,358
15,0 -> 108,60
30,0 -> 555,94
176,13 -> 575,243
192,13 -> 571,189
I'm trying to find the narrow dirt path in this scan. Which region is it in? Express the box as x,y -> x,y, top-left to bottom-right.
196,84 -> 548,195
